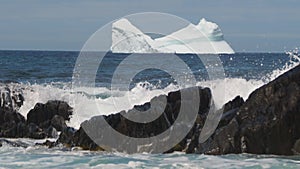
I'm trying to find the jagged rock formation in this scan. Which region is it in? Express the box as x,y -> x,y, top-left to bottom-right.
1,64 -> 300,155
57,64 -> 300,155
0,84 -> 72,139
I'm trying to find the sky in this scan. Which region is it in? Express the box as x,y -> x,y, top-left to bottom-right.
0,0 -> 299,52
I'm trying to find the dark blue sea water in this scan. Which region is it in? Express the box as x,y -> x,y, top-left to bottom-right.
0,50 -> 289,85
1,50 -> 300,168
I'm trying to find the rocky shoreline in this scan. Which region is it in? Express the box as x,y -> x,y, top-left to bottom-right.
1,64 -> 300,155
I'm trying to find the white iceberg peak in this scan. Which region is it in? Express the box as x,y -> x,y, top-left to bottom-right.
111,18 -> 234,54
112,18 -> 142,35
111,18 -> 158,53
196,18 -> 223,38
197,18 -> 219,30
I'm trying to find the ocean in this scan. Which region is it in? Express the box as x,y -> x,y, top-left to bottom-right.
0,50 -> 300,168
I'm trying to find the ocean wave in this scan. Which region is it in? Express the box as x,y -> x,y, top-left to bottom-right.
1,50 -> 299,129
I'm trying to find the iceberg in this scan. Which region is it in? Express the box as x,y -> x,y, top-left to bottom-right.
111,18 -> 159,53
111,18 -> 234,54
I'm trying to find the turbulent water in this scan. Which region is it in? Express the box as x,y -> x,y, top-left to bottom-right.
1,50 -> 300,168
1,140 -> 300,169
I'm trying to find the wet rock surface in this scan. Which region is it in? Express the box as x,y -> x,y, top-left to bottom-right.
191,65 -> 300,155
0,84 -> 27,138
0,84 -> 24,112
0,138 -> 29,148
57,65 -> 300,155
58,86 -> 212,152
0,85 -> 72,139
27,100 -> 72,131
233,65 -> 300,155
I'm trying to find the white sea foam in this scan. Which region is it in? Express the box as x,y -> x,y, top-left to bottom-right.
0,143 -> 299,169
13,77 -> 278,129
198,78 -> 263,108
15,78 -> 258,128
8,50 -> 299,129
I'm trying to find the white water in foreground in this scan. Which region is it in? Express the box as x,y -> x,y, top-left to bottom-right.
0,141 -> 299,169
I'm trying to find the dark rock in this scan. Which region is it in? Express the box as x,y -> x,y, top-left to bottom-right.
36,140 -> 56,148
3,65 -> 300,156
57,127 -> 77,147
292,139 -> 300,154
27,100 -> 72,127
51,115 -> 67,131
195,118 -> 240,155
194,65 -> 300,155
57,127 -> 104,150
223,95 -> 244,113
183,96 -> 244,154
73,128 -> 103,151
0,108 -> 25,125
27,123 -> 46,139
233,65 -> 300,155
0,138 -> 29,148
15,122 -> 28,138
0,86 -> 70,139
0,84 -> 24,112
0,107 -> 26,138
59,65 -> 300,155
45,126 -> 58,138
58,86 -> 212,153
217,96 -> 244,128
0,84 -> 25,138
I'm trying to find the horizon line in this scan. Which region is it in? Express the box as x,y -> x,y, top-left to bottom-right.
0,48 -> 288,54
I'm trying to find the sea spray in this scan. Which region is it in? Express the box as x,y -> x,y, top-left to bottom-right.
8,50 -> 300,129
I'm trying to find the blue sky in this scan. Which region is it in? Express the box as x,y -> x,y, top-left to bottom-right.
0,0 -> 299,52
